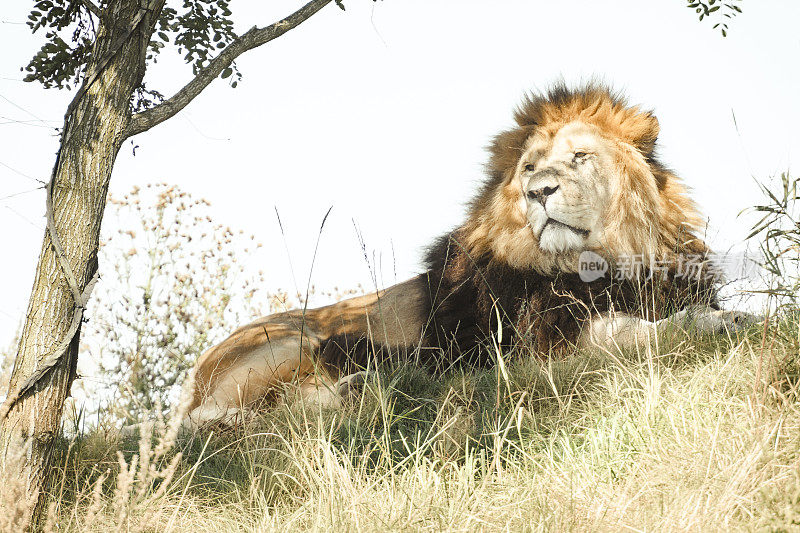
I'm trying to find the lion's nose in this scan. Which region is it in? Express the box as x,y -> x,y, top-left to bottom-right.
527,184 -> 560,206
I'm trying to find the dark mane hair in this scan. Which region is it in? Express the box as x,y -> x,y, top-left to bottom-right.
421,230 -> 717,367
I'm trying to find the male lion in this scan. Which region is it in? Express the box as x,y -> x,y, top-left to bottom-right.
185,83 -> 756,428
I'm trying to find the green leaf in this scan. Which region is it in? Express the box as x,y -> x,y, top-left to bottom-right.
221,67 -> 232,79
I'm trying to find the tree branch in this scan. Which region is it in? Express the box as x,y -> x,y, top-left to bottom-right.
79,0 -> 103,19
124,0 -> 332,139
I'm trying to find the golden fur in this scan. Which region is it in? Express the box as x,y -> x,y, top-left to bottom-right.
183,84 -> 742,428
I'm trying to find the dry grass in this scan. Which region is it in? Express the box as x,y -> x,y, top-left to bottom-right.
4,312 -> 799,532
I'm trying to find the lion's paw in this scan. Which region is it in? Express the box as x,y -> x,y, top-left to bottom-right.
674,307 -> 763,336
334,370 -> 373,399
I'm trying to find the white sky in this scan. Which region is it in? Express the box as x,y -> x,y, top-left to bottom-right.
1,0 -> 799,348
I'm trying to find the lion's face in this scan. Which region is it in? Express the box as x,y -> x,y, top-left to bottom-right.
464,85 -> 706,275
518,121 -> 614,254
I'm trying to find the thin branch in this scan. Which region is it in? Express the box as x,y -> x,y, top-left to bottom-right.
79,0 -> 103,19
124,0 -> 332,139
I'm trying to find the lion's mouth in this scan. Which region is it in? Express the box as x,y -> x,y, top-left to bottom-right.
542,218 -> 590,237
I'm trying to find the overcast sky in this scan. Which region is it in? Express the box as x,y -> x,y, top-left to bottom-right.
1,0 -> 799,347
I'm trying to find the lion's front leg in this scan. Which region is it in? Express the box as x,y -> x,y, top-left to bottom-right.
580,306 -> 762,351
663,306 -> 763,335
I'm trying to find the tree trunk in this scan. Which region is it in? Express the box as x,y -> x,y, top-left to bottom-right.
1,0 -> 332,525
0,0 -> 163,525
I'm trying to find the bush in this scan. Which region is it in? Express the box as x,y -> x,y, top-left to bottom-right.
748,172 -> 800,309
81,183 -> 271,423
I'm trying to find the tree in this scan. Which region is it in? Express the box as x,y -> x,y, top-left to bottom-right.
0,0 -> 343,525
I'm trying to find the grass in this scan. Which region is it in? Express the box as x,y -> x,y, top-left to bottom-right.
6,312 -> 800,532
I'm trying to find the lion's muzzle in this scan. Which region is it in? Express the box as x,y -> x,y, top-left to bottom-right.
524,167 -> 592,253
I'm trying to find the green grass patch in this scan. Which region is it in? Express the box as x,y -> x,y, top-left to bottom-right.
30,316 -> 800,531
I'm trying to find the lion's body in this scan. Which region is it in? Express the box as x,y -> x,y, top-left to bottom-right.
185,84 -> 741,427
188,275 -> 427,421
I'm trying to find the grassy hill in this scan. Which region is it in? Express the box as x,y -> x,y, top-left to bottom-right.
6,313 -> 797,532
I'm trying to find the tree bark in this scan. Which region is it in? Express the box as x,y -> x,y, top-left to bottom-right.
0,0 -> 164,525
0,0 -> 333,526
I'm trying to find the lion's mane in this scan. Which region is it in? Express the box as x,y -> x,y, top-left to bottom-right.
419,83 -> 718,364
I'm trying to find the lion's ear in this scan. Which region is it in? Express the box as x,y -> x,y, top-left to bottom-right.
487,125 -> 535,181
627,111 -> 659,156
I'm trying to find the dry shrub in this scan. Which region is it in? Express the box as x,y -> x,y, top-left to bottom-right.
79,183 -> 271,423
77,183 -> 362,426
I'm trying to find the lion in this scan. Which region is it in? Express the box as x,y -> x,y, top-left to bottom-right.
184,83 -> 757,428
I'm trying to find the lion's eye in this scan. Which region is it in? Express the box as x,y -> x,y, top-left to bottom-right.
573,151 -> 588,159
523,163 -> 535,172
